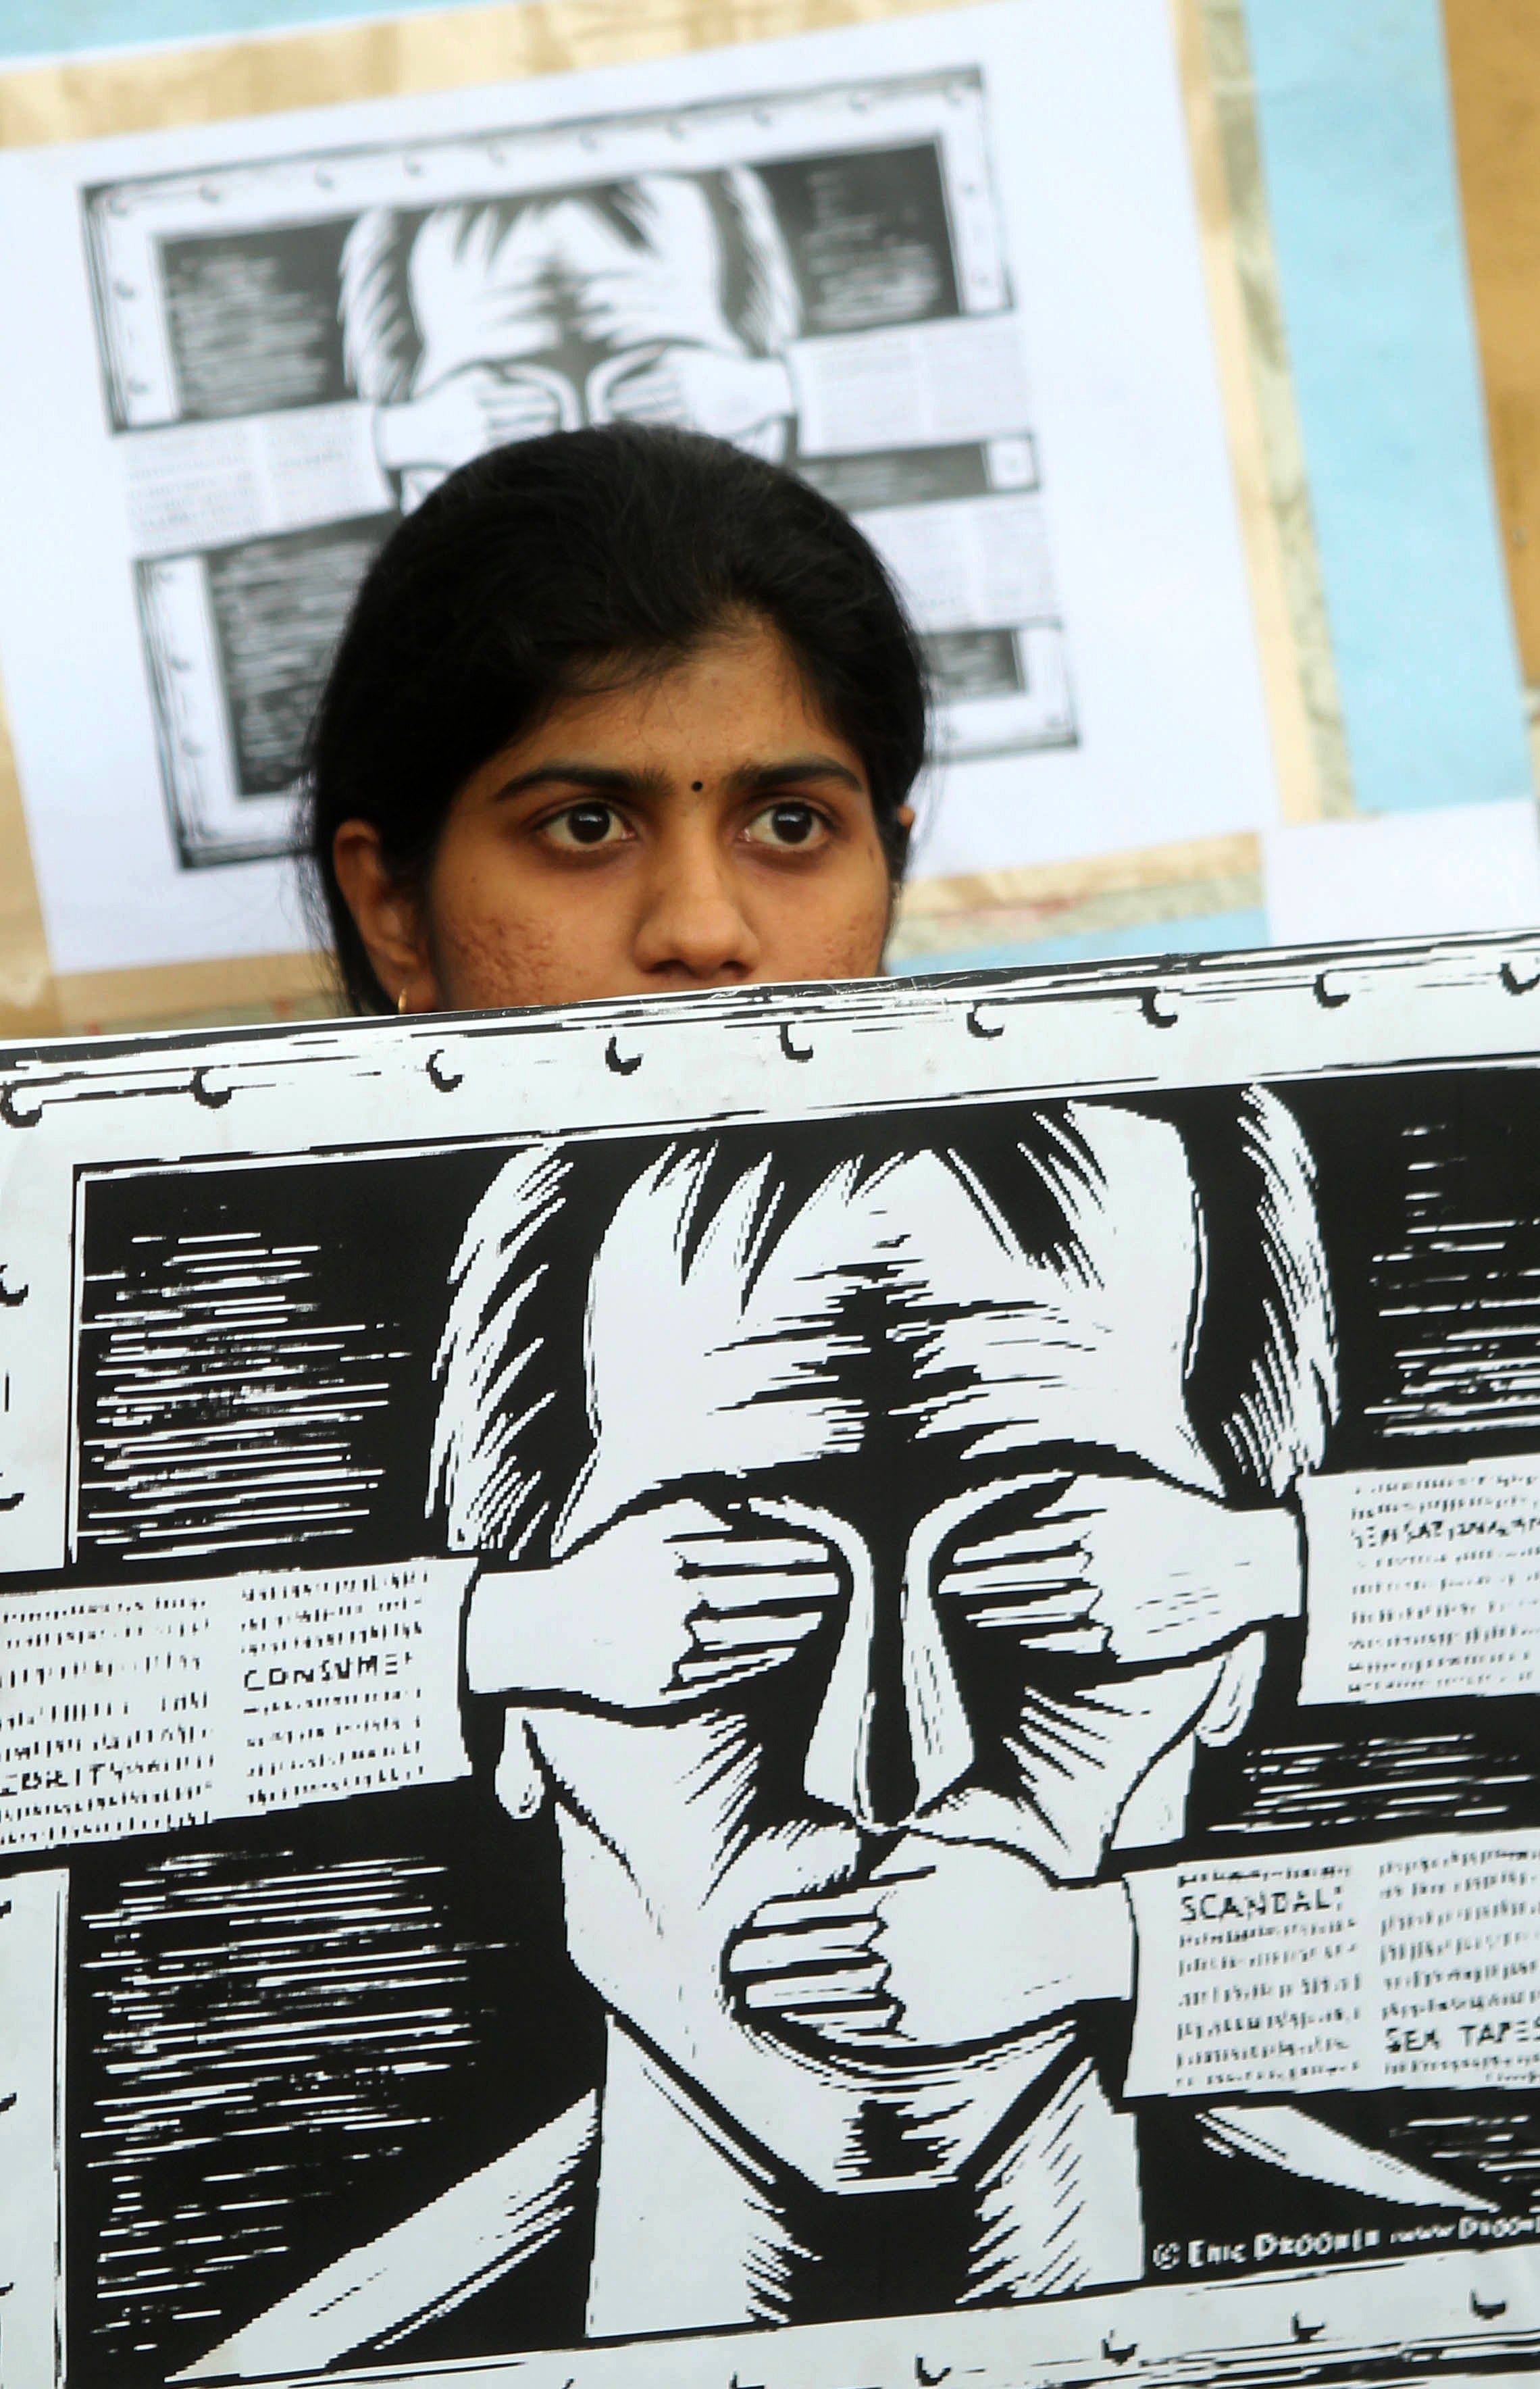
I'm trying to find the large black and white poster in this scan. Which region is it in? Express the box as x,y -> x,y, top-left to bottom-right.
7,940 -> 1540,2386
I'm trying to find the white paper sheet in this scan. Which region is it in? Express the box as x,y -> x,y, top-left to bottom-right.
0,0 -> 1275,973
1127,1832 -> 1540,2101
0,1560 -> 471,1848
1265,803 -> 1540,947
1300,1457 -> 1540,1707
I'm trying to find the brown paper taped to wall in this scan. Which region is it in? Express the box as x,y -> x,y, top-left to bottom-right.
886,829 -> 1262,965
0,0 -> 1329,1034
1181,0 -> 1352,820
1444,0 -> 1540,695
0,0 -> 974,145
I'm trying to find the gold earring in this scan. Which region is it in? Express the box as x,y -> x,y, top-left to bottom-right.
396,987 -> 408,1015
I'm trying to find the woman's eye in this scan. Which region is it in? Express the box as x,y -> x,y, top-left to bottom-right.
542,802 -> 627,849
744,801 -> 826,849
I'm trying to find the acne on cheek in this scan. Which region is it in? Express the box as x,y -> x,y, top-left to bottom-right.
826,928 -> 890,981
798,886 -> 892,982
434,905 -> 569,1012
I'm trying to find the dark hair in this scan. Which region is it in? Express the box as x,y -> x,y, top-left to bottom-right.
303,424 -> 929,1011
431,1090 -> 1337,1563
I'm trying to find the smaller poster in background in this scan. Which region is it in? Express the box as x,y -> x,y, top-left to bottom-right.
86,72 -> 1069,865
0,0 -> 1276,980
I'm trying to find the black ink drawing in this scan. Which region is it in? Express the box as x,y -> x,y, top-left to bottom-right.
9,949 -> 1540,2389
83,72 -> 1073,869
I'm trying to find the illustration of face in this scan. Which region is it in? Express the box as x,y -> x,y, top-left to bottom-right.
407,178 -> 750,406
511,1113 -> 1291,2189
349,174 -> 796,510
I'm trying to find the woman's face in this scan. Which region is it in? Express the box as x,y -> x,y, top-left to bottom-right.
334,617 -> 897,1013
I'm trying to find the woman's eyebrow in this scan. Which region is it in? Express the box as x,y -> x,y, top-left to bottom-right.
488,755 -> 867,803
729,755 -> 865,794
488,760 -> 667,803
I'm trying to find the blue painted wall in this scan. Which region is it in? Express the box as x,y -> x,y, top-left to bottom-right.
1244,0 -> 1530,813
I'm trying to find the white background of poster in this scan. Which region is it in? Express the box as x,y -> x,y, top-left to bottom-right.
0,0 -> 1273,976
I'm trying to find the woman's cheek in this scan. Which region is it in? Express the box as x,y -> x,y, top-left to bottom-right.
430,890 -> 568,1010
786,874 -> 890,981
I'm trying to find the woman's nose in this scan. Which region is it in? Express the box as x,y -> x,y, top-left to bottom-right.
802,1551 -> 975,1833
631,821 -> 761,984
